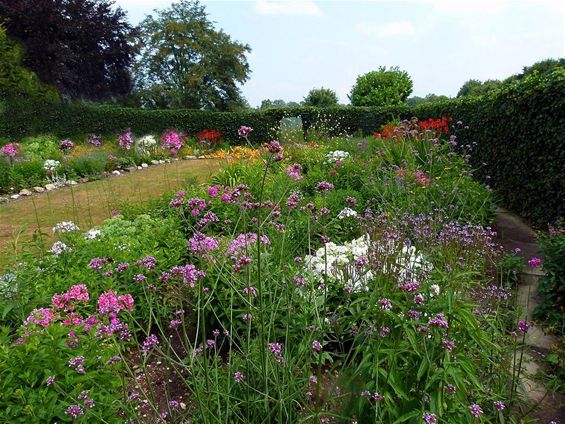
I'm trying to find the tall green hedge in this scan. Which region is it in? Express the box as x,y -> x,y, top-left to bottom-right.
0,100 -> 279,145
411,69 -> 565,226
0,101 -> 409,143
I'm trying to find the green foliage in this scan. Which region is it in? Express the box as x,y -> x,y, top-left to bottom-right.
0,25 -> 59,102
64,153 -> 108,178
7,160 -> 46,190
0,305 -> 128,422
534,229 -> 565,334
0,0 -> 135,101
505,58 -> 565,83
20,135 -> 62,161
456,79 -> 502,98
259,99 -> 300,109
349,66 -> 413,107
413,68 -> 565,226
134,0 -> 251,110
407,93 -> 451,106
302,87 -> 339,108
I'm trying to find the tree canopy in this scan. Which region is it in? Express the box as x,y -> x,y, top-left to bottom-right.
456,79 -> 502,98
349,66 -> 413,107
407,93 -> 451,106
134,0 -> 251,110
302,87 -> 339,107
0,0 -> 136,101
259,99 -> 299,109
0,25 -> 59,101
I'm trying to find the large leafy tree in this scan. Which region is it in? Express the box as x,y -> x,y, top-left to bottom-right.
134,0 -> 251,110
0,0 -> 136,101
456,79 -> 501,97
0,25 -> 59,101
302,87 -> 339,107
349,66 -> 413,107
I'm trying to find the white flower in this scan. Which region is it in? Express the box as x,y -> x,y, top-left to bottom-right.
304,235 -> 372,292
337,208 -> 358,220
136,135 -> 157,148
325,150 -> 350,164
84,228 -> 101,240
430,284 -> 440,297
52,221 -> 80,234
49,241 -> 71,255
43,159 -> 60,171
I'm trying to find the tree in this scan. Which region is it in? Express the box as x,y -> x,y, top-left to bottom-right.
457,79 -> 501,97
0,0 -> 136,101
0,25 -> 58,101
407,93 -> 450,106
302,87 -> 339,107
134,0 -> 251,110
505,58 -> 565,83
349,66 -> 413,107
259,99 -> 299,109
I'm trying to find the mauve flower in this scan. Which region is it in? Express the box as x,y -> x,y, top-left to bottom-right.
312,340 -> 322,352
264,140 -> 283,154
528,257 -> 542,268
65,404 -> 84,418
234,371 -> 245,383
493,401 -> 505,411
422,412 -> 437,424
316,181 -> 334,192
469,403 -> 483,418
518,320 -> 529,333
46,375 -> 56,386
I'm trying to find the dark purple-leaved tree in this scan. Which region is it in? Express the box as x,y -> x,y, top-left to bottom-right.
0,0 -> 136,101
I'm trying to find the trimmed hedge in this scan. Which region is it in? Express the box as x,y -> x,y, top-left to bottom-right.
0,100 -> 278,145
411,69 -> 565,226
0,101 -> 409,143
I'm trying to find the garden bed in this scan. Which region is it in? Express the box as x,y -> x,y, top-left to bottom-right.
0,120 -> 545,423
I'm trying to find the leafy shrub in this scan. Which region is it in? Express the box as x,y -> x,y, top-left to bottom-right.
64,153 -> 108,178
534,227 -> 565,334
20,135 -> 62,161
8,160 -> 46,189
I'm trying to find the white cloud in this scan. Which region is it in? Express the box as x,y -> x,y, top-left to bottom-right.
432,0 -> 508,14
254,0 -> 323,17
356,21 -> 415,38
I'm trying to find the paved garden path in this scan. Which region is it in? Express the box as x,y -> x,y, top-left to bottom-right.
0,159 -> 220,269
495,207 -> 564,422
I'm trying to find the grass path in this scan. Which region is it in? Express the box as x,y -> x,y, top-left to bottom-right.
0,159 -> 220,269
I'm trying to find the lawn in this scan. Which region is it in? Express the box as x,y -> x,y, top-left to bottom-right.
0,159 -> 220,269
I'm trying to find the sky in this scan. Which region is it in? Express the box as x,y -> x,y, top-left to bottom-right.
114,0 -> 565,107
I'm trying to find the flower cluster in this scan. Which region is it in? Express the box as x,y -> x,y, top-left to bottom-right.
189,232 -> 219,255
1,142 -> 20,157
118,129 -> 133,150
59,139 -> 75,151
136,134 -> 157,151
161,129 -> 185,156
43,159 -> 61,171
286,163 -> 303,181
238,126 -> 253,138
50,241 -> 71,255
304,235 -> 373,292
52,284 -> 90,310
88,133 -> 102,147
196,129 -> 222,147
325,150 -> 350,164
53,221 -> 80,234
